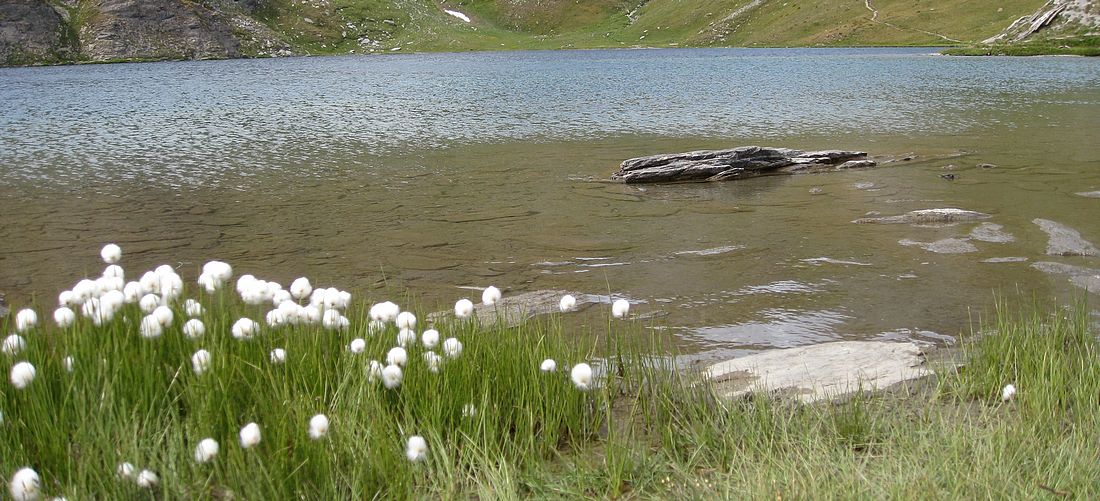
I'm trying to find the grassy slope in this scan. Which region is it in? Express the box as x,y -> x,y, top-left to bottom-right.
247,0 -> 1058,53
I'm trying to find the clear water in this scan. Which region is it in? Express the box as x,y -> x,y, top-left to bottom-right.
2,48 -> 1099,361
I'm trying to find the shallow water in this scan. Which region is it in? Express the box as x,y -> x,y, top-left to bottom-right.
2,48 -> 1099,361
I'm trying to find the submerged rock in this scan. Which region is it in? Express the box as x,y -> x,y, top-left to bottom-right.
969,223 -> 1014,243
611,146 -> 871,184
429,289 -> 600,327
899,238 -> 979,254
852,208 -> 991,225
1032,262 -> 1100,294
1075,191 -> 1100,199
1032,219 -> 1099,256
706,341 -> 932,403
981,257 -> 1029,263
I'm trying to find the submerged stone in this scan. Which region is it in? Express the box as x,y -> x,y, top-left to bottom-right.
1032,219 -> 1099,256
969,223 -> 1014,243
706,341 -> 932,403
852,208 -> 990,225
899,238 -> 979,254
1032,262 -> 1100,294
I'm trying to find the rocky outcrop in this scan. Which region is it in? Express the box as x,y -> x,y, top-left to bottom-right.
0,0 -> 75,65
983,0 -> 1100,44
706,341 -> 933,403
852,208 -> 991,225
611,146 -> 872,184
80,0 -> 241,61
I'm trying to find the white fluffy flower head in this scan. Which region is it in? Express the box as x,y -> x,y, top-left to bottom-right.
612,299 -> 630,319
10,362 -> 36,390
386,347 -> 408,367
443,338 -> 463,359
15,309 -> 37,333
100,243 -> 122,264
454,298 -> 474,319
308,414 -> 330,440
571,363 -> 594,391
382,364 -> 403,389
194,438 -> 219,463
239,422 -> 261,448
1002,383 -> 1017,402
349,338 -> 366,354
406,435 -> 428,462
270,348 -> 287,364
559,294 -> 577,312
482,286 -> 501,305
191,349 -> 212,375
421,329 -> 440,348
540,359 -> 557,373
9,467 -> 41,501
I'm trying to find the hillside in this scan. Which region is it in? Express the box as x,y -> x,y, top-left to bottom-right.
1,0 -> 1096,66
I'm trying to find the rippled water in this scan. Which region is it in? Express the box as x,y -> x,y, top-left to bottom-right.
2,48 -> 1099,361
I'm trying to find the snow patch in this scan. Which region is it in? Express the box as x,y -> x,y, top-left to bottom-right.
444,10 -> 471,23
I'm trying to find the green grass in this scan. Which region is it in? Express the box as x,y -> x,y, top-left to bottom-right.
943,36 -> 1100,56
2,260 -> 1098,498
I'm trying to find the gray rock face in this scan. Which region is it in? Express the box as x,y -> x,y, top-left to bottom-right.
612,146 -> 871,184
1032,219 -> 1099,256
852,208 -> 991,225
0,0 -> 74,65
80,0 -> 241,62
706,341 -> 932,403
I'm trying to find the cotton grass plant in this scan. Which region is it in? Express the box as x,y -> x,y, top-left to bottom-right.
0,245 -> 608,498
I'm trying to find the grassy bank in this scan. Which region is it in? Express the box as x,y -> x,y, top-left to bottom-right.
2,251 -> 1098,498
943,37 -> 1100,56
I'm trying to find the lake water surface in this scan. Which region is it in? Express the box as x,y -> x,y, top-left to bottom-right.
2,48 -> 1099,362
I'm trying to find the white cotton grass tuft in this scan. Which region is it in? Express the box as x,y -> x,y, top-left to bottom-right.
540,359 -> 557,373
15,309 -> 37,333
369,301 -> 400,323
117,462 -> 135,479
442,338 -> 463,359
421,329 -> 440,348
462,403 -> 477,418
1002,383 -> 1017,402
349,338 -> 366,354
191,349 -> 212,375
58,290 -> 75,307
423,351 -> 442,373
103,264 -> 125,279
396,329 -> 417,347
140,315 -> 163,339
53,306 -> 76,328
290,277 -> 312,300
135,469 -> 158,488
395,311 -> 417,330
2,335 -> 27,357
270,348 -> 287,364
571,363 -> 594,391
182,319 -> 205,339
10,362 -> 36,390
559,294 -> 577,312
611,299 -> 630,319
232,318 -> 259,340
454,298 -> 474,319
367,360 -> 383,383
194,438 -> 219,463
183,299 -> 203,318
100,243 -> 122,264
308,414 -> 330,440
406,435 -> 428,463
152,305 -> 173,327
266,309 -> 287,328
63,356 -> 74,373
139,294 -> 160,314
482,286 -> 501,305
382,364 -> 403,389
386,347 -> 408,367
122,282 -> 143,303
239,422 -> 261,448
9,467 -> 41,501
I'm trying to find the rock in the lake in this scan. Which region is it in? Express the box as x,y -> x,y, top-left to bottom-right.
1075,191 -> 1100,199
1032,262 -> 1100,294
706,341 -> 932,403
899,238 -> 978,254
852,208 -> 991,225
1032,219 -> 1099,256
429,289 -> 600,327
611,146 -> 872,184
969,223 -> 1014,243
